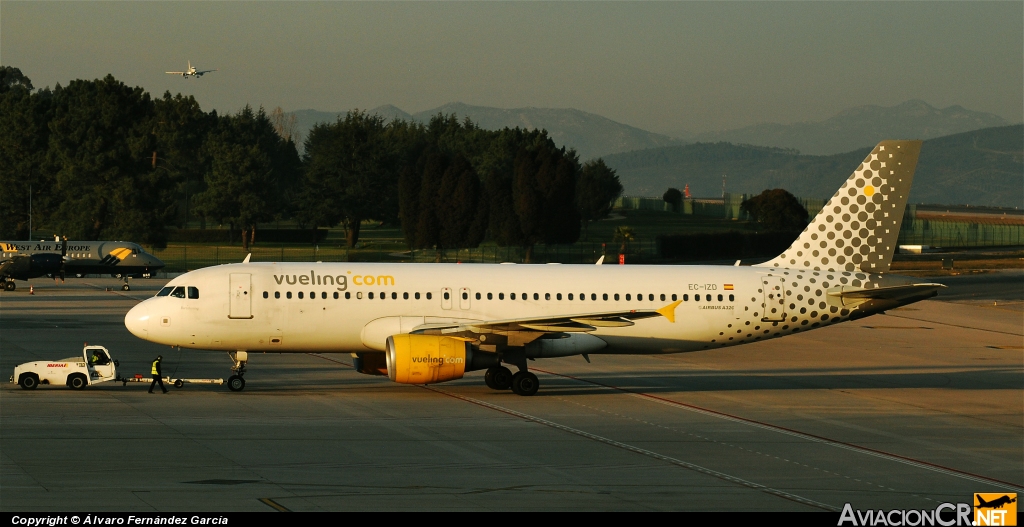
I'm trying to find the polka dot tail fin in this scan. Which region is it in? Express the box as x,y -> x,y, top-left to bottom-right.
756,140 -> 922,273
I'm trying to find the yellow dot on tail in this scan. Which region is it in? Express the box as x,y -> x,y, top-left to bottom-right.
864,185 -> 875,196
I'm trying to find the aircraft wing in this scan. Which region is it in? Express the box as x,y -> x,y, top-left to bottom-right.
195,69 -> 217,75
165,71 -> 186,75
412,301 -> 682,339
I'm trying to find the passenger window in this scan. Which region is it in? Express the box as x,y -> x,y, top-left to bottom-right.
556,293 -> 562,300
263,291 -> 268,299
718,294 -> 723,301
591,293 -> 597,301
444,292 -> 450,300
672,294 -> 677,301
533,293 -> 539,300
345,292 -> 350,299
649,294 -> 654,301
426,292 -> 432,300
603,294 -> 608,301
626,294 -> 631,301
392,292 -> 397,300
568,293 -> 574,300
380,292 -> 385,300
287,292 -> 292,299
729,294 -> 734,301
415,292 -> 420,300
298,292 -> 304,299
706,294 -> 711,301
323,292 -> 328,299
695,294 -> 700,302
275,292 -> 281,299
511,293 -> 516,300
475,292 -> 481,300
170,287 -> 185,298
462,292 -> 468,300
334,292 -> 339,299
499,293 -> 504,300
660,294 -> 666,301
544,293 -> 550,301
614,294 -> 620,301
356,292 -> 363,299
683,294 -> 688,301
487,293 -> 493,300
369,292 -> 374,300
187,287 -> 199,299
156,287 -> 172,297
404,292 -> 409,300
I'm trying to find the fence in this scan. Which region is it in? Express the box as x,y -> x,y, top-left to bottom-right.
149,239 -> 662,272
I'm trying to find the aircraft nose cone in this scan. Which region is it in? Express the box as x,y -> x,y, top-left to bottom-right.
125,301 -> 151,339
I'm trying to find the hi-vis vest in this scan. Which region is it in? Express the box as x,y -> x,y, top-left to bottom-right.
151,360 -> 160,375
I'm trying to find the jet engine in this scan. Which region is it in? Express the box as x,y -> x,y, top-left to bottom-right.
385,334 -> 497,384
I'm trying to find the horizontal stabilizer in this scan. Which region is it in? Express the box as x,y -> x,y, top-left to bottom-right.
827,283 -> 944,307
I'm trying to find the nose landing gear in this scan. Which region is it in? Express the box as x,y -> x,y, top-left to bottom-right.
226,351 -> 247,391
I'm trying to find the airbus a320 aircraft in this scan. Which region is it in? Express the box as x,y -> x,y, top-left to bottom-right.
1,237 -> 165,291
165,61 -> 216,78
125,141 -> 942,396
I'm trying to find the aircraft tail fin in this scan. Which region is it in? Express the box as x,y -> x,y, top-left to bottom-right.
756,140 -> 922,273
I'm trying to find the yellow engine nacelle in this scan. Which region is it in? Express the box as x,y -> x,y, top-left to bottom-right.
385,334 -> 471,385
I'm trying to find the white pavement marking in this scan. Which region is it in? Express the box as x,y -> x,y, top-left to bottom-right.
424,385 -> 839,512
531,367 -> 1024,493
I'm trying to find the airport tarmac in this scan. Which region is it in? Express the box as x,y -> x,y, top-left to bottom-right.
1,271 -> 1021,511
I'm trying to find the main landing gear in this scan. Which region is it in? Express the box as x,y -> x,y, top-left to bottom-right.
113,273 -> 131,291
226,351 -> 247,392
3,280 -> 15,291
484,350 -> 539,396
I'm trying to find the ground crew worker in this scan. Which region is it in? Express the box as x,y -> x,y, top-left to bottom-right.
149,355 -> 167,394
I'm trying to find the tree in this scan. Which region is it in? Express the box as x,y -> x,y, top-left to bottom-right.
194,106 -> 299,250
269,107 -> 302,145
151,92 -> 217,229
741,189 -> 809,231
0,69 -> 50,239
299,111 -> 401,248
663,187 -> 683,213
45,75 -> 172,246
577,159 -> 623,239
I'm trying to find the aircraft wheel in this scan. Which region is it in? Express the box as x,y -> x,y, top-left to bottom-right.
67,374 -> 87,390
227,375 -> 245,392
122,284 -> 130,291
174,379 -> 184,389
19,373 -> 39,390
4,281 -> 15,291
485,366 -> 513,390
511,371 -> 539,396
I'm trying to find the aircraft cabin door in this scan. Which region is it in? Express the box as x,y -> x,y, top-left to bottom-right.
459,287 -> 471,310
761,276 -> 786,322
229,273 -> 253,319
441,287 -> 453,310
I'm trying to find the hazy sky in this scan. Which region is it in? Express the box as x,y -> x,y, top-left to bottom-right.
3,1 -> 1021,134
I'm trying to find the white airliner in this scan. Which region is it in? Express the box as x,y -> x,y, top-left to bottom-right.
165,61 -> 216,78
125,140 -> 943,395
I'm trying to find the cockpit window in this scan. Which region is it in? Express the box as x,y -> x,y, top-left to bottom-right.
187,287 -> 199,299
156,287 -> 172,297
170,286 -> 186,298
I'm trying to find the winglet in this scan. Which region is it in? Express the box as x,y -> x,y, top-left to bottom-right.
656,300 -> 682,323
242,253 -> 251,264
595,255 -> 605,265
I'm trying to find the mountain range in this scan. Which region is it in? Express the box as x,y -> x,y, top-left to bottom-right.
673,100 -> 1010,155
601,125 -> 1023,208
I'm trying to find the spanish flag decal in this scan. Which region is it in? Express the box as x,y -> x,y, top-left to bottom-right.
724,284 -> 734,290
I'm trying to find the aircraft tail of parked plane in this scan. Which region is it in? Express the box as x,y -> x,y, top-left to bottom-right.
124,140 -> 941,396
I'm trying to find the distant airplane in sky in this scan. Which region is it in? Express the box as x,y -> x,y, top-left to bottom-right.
165,61 -> 216,78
